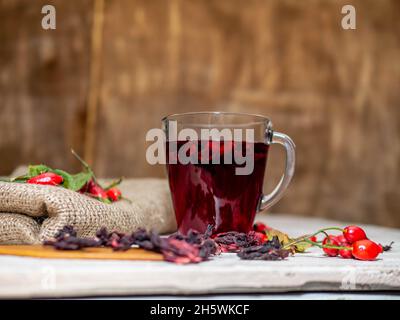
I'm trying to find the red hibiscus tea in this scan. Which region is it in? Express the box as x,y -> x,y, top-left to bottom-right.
166,140 -> 269,234
162,112 -> 295,236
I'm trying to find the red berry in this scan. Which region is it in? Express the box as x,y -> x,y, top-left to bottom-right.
79,180 -> 95,193
27,172 -> 63,186
343,226 -> 367,243
253,222 -> 270,233
339,248 -> 353,259
335,235 -> 348,245
262,233 -> 268,243
309,236 -> 317,243
89,183 -> 108,200
107,187 -> 122,202
352,240 -> 381,261
333,235 -> 353,258
322,235 -> 340,257
250,231 -> 268,244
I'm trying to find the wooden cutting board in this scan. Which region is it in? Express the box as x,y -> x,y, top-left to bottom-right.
0,245 -> 163,261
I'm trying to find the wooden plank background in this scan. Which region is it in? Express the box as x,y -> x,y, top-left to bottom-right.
0,0 -> 399,227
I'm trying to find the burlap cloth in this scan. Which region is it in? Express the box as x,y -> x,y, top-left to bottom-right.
0,179 -> 177,244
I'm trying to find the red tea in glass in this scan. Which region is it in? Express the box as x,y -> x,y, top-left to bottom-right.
167,140 -> 268,234
163,112 -> 295,235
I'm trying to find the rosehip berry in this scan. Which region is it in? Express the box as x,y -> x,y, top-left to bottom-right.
333,235 -> 353,258
343,225 -> 367,243
89,183 -> 108,200
79,179 -> 95,193
262,234 -> 268,243
335,235 -> 348,245
27,172 -> 63,186
352,240 -> 381,261
322,235 -> 340,257
339,248 -> 353,259
107,187 -> 122,202
253,222 -> 269,233
251,231 -> 268,244
309,236 -> 317,243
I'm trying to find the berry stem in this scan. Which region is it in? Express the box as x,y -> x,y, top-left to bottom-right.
71,149 -> 98,184
283,227 -> 344,249
71,149 -> 92,172
303,239 -> 352,250
320,227 -> 344,233
320,230 -> 330,238
103,177 -> 123,190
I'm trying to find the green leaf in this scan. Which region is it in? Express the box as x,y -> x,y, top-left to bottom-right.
28,164 -> 52,176
103,177 -> 122,190
265,229 -> 312,253
99,197 -> 112,204
52,169 -> 74,189
69,171 -> 92,191
265,229 -> 291,244
291,240 -> 312,253
8,165 -> 52,183
53,169 -> 92,191
5,161 -> 94,195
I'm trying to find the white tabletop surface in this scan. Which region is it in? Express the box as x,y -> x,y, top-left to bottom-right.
0,214 -> 399,299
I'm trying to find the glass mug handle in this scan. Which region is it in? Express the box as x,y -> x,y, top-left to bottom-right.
258,130 -> 296,211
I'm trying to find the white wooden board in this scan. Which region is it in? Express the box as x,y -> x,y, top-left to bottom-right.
0,214 -> 399,298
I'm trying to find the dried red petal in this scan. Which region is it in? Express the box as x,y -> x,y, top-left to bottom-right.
46,224 -> 289,264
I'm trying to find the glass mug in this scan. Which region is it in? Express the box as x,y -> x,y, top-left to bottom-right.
162,112 -> 295,235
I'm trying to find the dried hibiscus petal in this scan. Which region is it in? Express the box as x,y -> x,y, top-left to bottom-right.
236,236 -> 290,261
55,225 -> 77,239
45,225 -> 289,264
44,226 -> 100,250
162,238 -> 202,263
213,230 -> 265,252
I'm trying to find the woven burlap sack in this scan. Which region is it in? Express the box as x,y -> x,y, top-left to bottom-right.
0,213 -> 40,244
0,179 -> 176,244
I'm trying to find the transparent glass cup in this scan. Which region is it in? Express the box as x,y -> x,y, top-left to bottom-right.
162,111 -> 295,235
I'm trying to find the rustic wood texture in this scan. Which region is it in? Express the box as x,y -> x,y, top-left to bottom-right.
0,0 -> 93,173
0,0 -> 399,227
